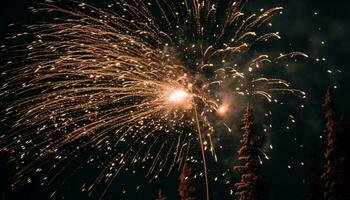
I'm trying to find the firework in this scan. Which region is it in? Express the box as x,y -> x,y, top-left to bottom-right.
0,0 -> 307,199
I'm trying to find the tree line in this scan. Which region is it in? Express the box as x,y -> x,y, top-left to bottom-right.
156,88 -> 350,200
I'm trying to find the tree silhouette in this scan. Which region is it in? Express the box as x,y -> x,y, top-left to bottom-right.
322,88 -> 350,200
234,105 -> 264,200
155,188 -> 167,200
178,163 -> 198,200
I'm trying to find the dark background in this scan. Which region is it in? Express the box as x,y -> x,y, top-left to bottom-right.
0,0 -> 349,199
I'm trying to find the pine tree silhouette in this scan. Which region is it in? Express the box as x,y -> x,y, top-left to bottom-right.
307,136 -> 324,200
178,163 -> 198,200
322,88 -> 350,200
234,105 -> 264,200
155,188 -> 167,200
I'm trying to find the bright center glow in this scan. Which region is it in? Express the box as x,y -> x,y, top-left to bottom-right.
167,89 -> 190,104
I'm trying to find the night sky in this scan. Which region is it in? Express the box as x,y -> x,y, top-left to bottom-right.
0,0 -> 349,200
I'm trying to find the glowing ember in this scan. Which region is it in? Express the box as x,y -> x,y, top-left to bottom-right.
217,105 -> 229,117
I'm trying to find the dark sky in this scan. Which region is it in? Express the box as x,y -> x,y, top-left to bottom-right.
0,0 -> 349,200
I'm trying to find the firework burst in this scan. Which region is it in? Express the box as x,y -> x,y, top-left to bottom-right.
0,0 -> 307,198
